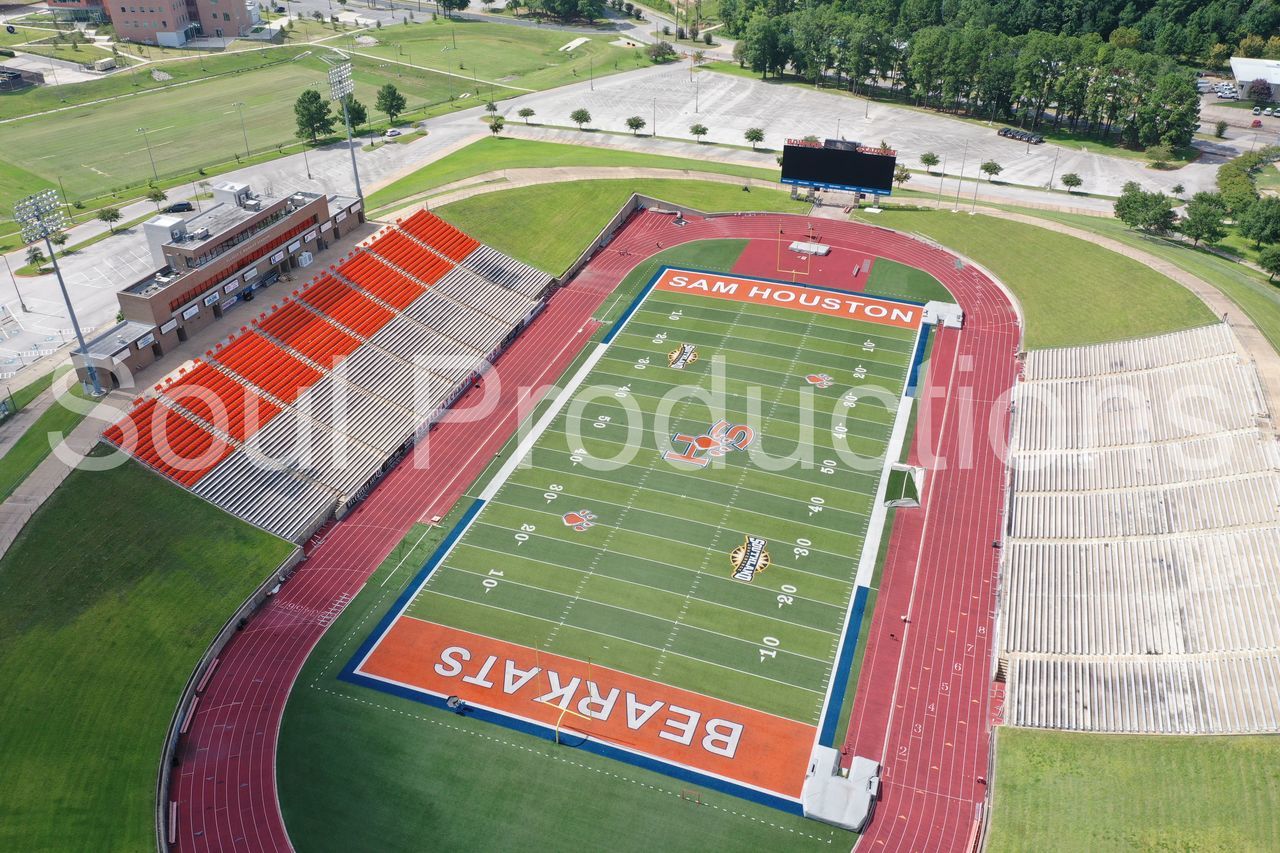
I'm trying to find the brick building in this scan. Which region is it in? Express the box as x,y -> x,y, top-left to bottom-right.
74,181 -> 363,385
48,0 -> 259,46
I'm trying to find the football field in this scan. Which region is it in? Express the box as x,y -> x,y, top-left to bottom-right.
346,266 -> 923,804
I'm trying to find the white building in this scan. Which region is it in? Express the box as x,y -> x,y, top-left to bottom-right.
1229,57 -> 1280,100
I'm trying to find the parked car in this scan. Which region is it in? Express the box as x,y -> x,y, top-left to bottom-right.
1252,119 -> 1264,128
164,201 -> 194,213
384,128 -> 402,138
1266,108 -> 1275,117
1253,106 -> 1263,115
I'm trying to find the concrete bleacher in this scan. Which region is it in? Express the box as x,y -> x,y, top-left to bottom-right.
101,214 -> 550,542
1000,324 -> 1280,734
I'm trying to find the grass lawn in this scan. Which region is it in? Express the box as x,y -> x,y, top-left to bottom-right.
850,209 -> 1214,348
345,19 -> 646,93
0,452 -> 294,852
435,178 -> 807,274
0,379 -> 89,501
0,22 -> 651,216
366,137 -> 780,214
985,206 -> 1280,357
989,728 -> 1280,852
865,257 -> 951,303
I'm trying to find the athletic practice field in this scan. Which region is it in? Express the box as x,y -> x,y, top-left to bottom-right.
345,266 -> 924,806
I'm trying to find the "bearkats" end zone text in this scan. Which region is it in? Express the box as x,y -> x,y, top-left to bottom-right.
356,617 -> 815,799
655,268 -> 920,329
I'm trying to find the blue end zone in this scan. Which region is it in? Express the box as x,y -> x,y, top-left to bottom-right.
905,323 -> 933,398
817,585 -> 871,746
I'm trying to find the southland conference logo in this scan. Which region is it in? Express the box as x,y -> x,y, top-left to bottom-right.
668,343 -> 699,369
730,535 -> 771,583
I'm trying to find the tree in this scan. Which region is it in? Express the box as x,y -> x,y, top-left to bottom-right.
1247,79 -> 1273,107
1060,172 -> 1083,192
1145,144 -> 1173,169
97,206 -> 122,234
1179,192 -> 1227,246
1171,183 -> 1185,198
1114,183 -> 1176,234
518,107 -> 536,124
647,40 -> 676,63
294,89 -> 335,142
979,160 -> 1002,181
689,122 -> 709,142
25,244 -> 45,269
49,231 -> 68,248
1260,245 -> 1280,282
622,115 -> 646,135
146,187 -> 167,209
438,0 -> 468,15
376,84 -> 406,124
486,115 -> 505,136
1239,197 -> 1280,248
485,101 -> 498,113
1215,120 -> 1228,139
344,96 -> 367,129
920,151 -> 939,174
570,108 -> 591,129
744,127 -> 764,150
893,164 -> 911,188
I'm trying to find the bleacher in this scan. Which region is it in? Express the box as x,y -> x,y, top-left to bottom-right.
101,213 -> 547,542
1000,324 -> 1280,734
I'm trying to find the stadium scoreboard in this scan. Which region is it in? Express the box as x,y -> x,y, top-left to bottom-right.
780,139 -> 897,195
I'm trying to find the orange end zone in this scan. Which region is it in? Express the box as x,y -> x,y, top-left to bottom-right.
653,267 -> 920,329
356,616 -> 815,800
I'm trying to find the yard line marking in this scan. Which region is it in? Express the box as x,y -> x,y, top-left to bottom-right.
417,589 -> 826,697
454,541 -> 849,615
443,552 -> 845,631
482,491 -> 864,563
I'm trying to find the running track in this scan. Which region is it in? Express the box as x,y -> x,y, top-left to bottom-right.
172,211 -> 1018,852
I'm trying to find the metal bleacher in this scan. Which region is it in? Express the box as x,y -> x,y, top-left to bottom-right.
102,212 -> 549,542
1000,324 -> 1280,734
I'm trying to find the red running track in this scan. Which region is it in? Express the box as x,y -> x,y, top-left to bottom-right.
171,210 -> 1017,852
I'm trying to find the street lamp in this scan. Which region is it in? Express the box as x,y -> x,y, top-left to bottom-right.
232,101 -> 250,158
16,189 -> 103,397
137,126 -> 159,182
327,58 -> 364,200
1,254 -> 28,314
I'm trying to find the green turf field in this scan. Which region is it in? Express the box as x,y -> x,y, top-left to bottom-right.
279,242 -> 869,851
362,267 -> 918,729
0,451 -> 293,852
988,727 -> 1280,852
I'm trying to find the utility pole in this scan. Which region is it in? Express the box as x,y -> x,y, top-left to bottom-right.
1046,146 -> 1059,191
936,155 -> 946,209
953,142 -> 967,210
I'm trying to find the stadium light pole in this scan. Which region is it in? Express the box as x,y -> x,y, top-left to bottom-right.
652,98 -> 657,137
936,154 -> 946,209
328,58 -> 364,200
232,101 -> 250,158
16,190 -> 102,397
136,126 -> 159,182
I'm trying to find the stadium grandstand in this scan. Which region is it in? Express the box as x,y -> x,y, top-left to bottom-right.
998,323 -> 1280,734
103,210 -> 553,541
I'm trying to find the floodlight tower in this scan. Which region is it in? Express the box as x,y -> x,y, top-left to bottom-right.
16,190 -> 103,397
327,58 -> 364,201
